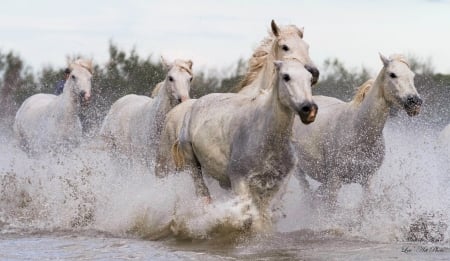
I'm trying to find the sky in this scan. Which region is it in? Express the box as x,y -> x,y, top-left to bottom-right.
1,0 -> 450,76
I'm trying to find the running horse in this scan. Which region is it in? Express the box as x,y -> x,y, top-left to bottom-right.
100,58 -> 193,166
14,59 -> 93,154
292,54 -> 423,207
155,19 -> 319,176
173,59 -> 317,230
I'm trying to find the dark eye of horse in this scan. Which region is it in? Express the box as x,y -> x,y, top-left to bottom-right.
168,76 -> 174,82
281,45 -> 289,51
389,72 -> 397,78
71,75 -> 76,80
189,77 -> 193,82
282,74 -> 291,82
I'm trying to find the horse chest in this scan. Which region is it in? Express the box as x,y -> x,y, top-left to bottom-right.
242,145 -> 294,195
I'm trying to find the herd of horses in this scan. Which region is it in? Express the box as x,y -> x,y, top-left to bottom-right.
13,20 -> 435,232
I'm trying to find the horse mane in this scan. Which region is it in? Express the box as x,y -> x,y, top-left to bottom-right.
69,59 -> 94,74
233,25 -> 303,92
351,79 -> 375,105
151,82 -> 163,98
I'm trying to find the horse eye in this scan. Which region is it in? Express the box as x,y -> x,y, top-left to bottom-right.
71,75 -> 76,80
282,74 -> 291,82
168,76 -> 174,82
189,77 -> 193,82
389,72 -> 397,78
281,45 -> 289,51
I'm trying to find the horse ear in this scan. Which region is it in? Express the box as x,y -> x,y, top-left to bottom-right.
297,26 -> 304,38
274,60 -> 283,70
379,53 -> 390,67
186,60 -> 193,70
271,19 -> 280,37
161,56 -> 172,70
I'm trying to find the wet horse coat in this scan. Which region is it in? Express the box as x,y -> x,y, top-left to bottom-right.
14,59 -> 93,154
155,20 -> 319,177
100,59 -> 193,165
292,54 -> 423,205
174,60 -> 317,230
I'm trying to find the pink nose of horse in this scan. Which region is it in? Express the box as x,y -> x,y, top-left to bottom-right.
298,102 -> 318,124
80,91 -> 91,101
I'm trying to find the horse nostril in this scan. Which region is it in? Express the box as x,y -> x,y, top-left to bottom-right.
301,105 -> 312,113
177,98 -> 182,103
407,96 -> 422,106
80,90 -> 86,98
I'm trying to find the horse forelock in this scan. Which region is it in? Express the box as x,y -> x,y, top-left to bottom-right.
172,60 -> 193,76
352,79 -> 375,105
70,59 -> 94,75
389,54 -> 410,68
273,24 -> 303,39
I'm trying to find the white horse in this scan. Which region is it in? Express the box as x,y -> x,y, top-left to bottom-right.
155,19 -> 319,176
14,59 -> 93,154
292,54 -> 423,206
99,58 -> 193,165
173,59 -> 317,230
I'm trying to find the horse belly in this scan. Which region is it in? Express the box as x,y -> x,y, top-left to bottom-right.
14,95 -> 54,141
193,140 -> 229,182
101,95 -> 150,151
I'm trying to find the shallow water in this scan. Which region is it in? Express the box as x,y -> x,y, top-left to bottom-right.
0,116 -> 449,260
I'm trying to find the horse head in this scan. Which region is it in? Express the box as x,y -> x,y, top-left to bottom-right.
379,53 -> 422,116
274,59 -> 318,124
161,57 -> 193,106
67,59 -> 93,103
271,20 -> 319,85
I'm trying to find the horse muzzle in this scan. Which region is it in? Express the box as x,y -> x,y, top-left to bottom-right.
404,95 -> 422,116
79,90 -> 91,103
298,102 -> 318,124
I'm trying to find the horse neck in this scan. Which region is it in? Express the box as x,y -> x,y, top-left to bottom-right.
260,76 -> 295,142
143,80 -> 172,134
150,81 -> 172,115
57,84 -> 80,120
354,71 -> 389,139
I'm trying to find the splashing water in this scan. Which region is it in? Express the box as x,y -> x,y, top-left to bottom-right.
0,127 -> 258,240
278,117 -> 450,243
0,115 -> 449,259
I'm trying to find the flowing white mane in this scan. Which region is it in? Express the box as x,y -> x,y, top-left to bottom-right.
234,25 -> 303,92
351,79 -> 375,105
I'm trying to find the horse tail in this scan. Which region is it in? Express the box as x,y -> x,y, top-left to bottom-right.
172,139 -> 185,170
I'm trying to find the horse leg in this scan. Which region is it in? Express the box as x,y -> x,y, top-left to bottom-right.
315,173 -> 341,210
178,140 -> 211,203
293,165 -> 313,203
155,127 -> 178,178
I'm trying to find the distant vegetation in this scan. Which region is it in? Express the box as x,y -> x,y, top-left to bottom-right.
0,43 -> 449,133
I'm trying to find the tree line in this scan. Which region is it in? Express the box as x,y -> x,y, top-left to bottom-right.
0,43 -> 448,134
